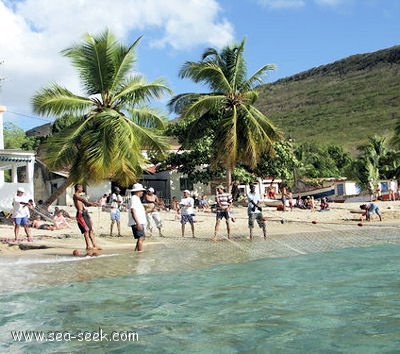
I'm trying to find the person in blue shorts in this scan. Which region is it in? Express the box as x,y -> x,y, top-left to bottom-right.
213,185 -> 233,241
360,203 -> 382,221
179,190 -> 195,238
12,187 -> 33,242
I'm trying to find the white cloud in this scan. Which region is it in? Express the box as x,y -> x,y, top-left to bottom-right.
256,0 -> 305,9
314,0 -> 348,6
0,0 -> 234,129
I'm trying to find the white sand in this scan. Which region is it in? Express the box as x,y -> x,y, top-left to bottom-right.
1,201 -> 399,257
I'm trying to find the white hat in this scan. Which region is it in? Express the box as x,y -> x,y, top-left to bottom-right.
131,183 -> 146,192
148,187 -> 155,193
17,187 -> 25,193
184,189 -> 190,194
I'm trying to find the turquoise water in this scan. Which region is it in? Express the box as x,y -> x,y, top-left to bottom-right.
1,231 -> 400,353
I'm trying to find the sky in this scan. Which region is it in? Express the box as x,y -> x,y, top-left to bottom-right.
0,0 -> 399,131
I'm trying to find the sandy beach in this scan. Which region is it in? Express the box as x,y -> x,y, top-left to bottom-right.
1,201 -> 399,258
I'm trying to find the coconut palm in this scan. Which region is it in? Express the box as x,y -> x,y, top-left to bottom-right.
168,38 -> 282,189
32,30 -> 172,203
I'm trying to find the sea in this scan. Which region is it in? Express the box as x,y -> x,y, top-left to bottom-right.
1,227 -> 400,354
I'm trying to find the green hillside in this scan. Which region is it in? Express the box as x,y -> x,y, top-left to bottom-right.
256,45 -> 400,155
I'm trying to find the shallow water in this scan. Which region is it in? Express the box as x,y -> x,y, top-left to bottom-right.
1,228 -> 400,353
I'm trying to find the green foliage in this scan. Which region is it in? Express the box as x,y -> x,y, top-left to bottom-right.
295,142 -> 352,178
354,135 -> 399,189
52,114 -> 78,133
256,45 -> 400,154
254,141 -> 299,182
168,38 -> 282,187
4,122 -> 40,151
31,29 -> 171,187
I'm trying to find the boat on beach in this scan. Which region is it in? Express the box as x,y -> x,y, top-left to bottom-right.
292,185 -> 336,200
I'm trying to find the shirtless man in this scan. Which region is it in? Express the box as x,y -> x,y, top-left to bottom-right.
73,184 -> 101,252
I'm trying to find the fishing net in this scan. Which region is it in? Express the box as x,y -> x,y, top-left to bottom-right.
151,210 -> 400,268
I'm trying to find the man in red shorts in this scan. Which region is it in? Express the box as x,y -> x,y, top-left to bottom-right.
73,184 -> 101,253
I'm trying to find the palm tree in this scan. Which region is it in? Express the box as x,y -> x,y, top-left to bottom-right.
168,38 -> 282,189
32,30 -> 172,204
390,119 -> 400,148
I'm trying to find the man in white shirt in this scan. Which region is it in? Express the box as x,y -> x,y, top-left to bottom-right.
179,190 -> 195,237
247,184 -> 267,239
128,183 -> 147,252
12,187 -> 32,242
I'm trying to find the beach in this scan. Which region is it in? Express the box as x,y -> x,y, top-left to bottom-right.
2,201 -> 400,353
1,200 -> 399,258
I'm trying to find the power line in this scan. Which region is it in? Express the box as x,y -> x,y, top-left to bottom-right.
6,110 -> 53,123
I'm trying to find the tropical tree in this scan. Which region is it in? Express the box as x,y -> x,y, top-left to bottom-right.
355,135 -> 400,186
3,122 -> 40,150
294,142 -> 352,179
32,30 -> 172,204
390,119 -> 400,148
254,140 -> 300,183
168,38 -> 282,190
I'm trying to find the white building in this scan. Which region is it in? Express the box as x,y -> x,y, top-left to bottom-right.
0,106 -> 36,212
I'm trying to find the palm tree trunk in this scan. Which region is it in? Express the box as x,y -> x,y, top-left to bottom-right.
45,176 -> 74,206
225,167 -> 232,193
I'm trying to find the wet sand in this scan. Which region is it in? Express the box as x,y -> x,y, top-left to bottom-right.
1,201 -> 399,258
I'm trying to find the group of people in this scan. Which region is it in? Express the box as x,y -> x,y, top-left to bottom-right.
82,182 -> 270,252
9,181 -> 387,255
100,183 -> 268,252
8,187 -> 72,242
368,178 -> 399,202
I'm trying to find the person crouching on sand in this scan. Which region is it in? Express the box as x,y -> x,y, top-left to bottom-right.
360,203 -> 382,221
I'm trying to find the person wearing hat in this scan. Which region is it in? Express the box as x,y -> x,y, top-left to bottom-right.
213,185 -> 233,241
110,187 -> 123,237
144,187 -> 164,237
12,187 -> 33,242
128,183 -> 147,251
179,190 -> 195,237
73,184 -> 101,253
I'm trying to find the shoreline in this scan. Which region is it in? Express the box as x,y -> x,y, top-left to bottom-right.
1,201 -> 399,258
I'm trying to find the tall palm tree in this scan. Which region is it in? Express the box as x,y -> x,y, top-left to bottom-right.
168,38 -> 282,189
32,30 -> 172,203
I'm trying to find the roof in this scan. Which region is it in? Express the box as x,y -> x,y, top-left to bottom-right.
0,150 -> 35,169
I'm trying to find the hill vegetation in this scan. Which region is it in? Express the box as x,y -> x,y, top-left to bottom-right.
256,45 -> 400,155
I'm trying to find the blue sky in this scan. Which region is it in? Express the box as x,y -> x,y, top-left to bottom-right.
0,0 -> 399,131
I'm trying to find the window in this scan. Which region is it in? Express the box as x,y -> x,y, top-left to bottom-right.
180,177 -> 193,191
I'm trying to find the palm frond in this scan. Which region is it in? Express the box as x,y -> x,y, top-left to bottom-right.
127,106 -> 167,129
109,36 -> 142,93
62,30 -> 116,96
241,64 -> 277,91
179,62 -> 231,93
113,76 -> 172,107
168,92 -> 205,115
32,84 -> 92,116
183,94 -> 225,119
